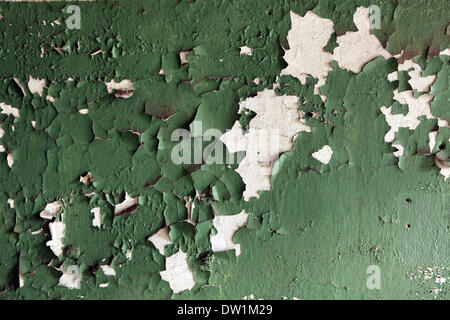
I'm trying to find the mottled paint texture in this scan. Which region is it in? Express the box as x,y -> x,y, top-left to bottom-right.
0,0 -> 448,299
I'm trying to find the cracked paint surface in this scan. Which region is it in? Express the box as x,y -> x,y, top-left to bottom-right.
0,0 -> 448,300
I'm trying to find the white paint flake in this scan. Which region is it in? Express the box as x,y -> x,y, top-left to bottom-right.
398,59 -> 437,93
6,153 -> 13,168
160,249 -> 196,294
100,265 -> 116,276
148,226 -> 172,255
0,102 -> 20,118
210,210 -> 249,256
381,90 -> 448,143
39,201 -> 62,220
46,221 -> 65,257
281,11 -> 333,100
114,192 -> 138,215
28,75 -> 46,97
333,7 -> 391,73
105,79 -> 135,98
312,145 -> 333,164
91,207 -> 102,228
240,46 -> 253,56
7,199 -> 14,208
220,89 -> 310,200
58,265 -> 81,290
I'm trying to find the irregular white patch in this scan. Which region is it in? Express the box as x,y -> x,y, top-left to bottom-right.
221,89 -> 310,200
78,108 -> 89,114
79,172 -> 93,185
387,71 -> 398,82
7,199 -> 14,208
46,95 -> 55,103
114,192 -> 138,215
179,51 -> 189,65
99,283 -> 109,288
428,131 -> 438,153
312,145 -> 333,164
19,272 -> 24,288
439,48 -> 450,56
392,143 -> 405,158
435,150 -> 450,181
28,75 -> 46,97
210,210 -> 248,256
91,207 -> 102,228
148,226 -> 171,255
126,249 -> 132,260
6,153 -> 13,168
380,90 -> 448,143
39,201 -> 62,220
253,77 -> 260,85
58,265 -> 81,290
100,265 -> 116,276
398,59 -> 437,93
0,102 -> 20,118
46,221 -> 65,257
240,46 -> 253,56
160,249 -> 196,294
281,11 -> 333,100
31,120 -> 36,128
105,79 -> 135,98
333,7 -> 391,73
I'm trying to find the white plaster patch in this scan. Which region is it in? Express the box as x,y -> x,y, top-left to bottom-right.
0,102 -> 20,118
114,192 -> 139,215
105,79 -> 135,98
333,7 -> 391,73
392,143 -> 405,158
220,89 -> 311,200
100,265 -> 116,276
312,145 -> 333,164
46,221 -> 65,257
7,153 -> 14,168
58,265 -> 81,290
79,172 -> 93,185
281,11 -> 334,101
7,199 -> 14,209
148,226 -> 171,255
428,131 -> 438,153
91,207 -> 102,228
28,75 -> 46,97
78,108 -> 89,114
210,210 -> 248,256
398,59 -> 437,93
240,46 -> 253,56
380,90 -> 448,143
160,249 -> 196,294
39,201 -> 62,220
179,51 -> 189,65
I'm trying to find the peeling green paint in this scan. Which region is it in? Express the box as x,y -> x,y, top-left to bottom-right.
0,0 -> 448,300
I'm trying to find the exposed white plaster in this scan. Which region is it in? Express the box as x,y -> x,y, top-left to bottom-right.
114,192 -> 138,215
7,199 -> 14,209
126,249 -> 132,260
392,143 -> 405,158
28,75 -> 46,96
58,265 -> 81,290
99,283 -> 109,288
428,131 -> 438,153
79,108 -> 89,114
281,11 -> 333,101
100,265 -> 116,276
46,221 -> 65,257
381,90 -> 448,143
333,7 -> 391,73
312,145 -> 333,164
6,153 -> 13,168
105,79 -> 135,98
398,59 -> 436,93
148,226 -> 171,255
210,210 -> 248,256
221,89 -> 310,200
240,46 -> 253,56
79,172 -> 93,185
91,207 -> 102,228
179,51 -> 189,65
39,201 -> 62,220
0,102 -> 20,118
160,249 -> 196,294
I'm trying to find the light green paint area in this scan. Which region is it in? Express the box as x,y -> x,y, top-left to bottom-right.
0,0 -> 448,299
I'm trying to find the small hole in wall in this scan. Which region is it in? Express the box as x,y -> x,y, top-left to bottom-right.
405,198 -> 411,204
406,223 -> 411,229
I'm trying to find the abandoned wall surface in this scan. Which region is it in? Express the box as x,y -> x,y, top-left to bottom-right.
0,0 -> 448,299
